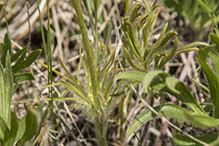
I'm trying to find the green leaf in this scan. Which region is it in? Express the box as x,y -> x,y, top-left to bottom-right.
11,45 -> 28,63
4,33 -> 12,55
184,111 -> 219,129
103,22 -> 112,48
17,108 -> 38,146
127,106 -> 158,137
200,101 -> 213,113
13,73 -> 35,83
4,52 -> 13,126
0,4 -> 4,13
0,63 -> 6,129
176,42 -> 207,55
34,104 -> 48,140
124,48 -> 145,72
166,77 -> 204,113
127,103 -> 194,137
0,116 -> 8,141
144,23 -> 169,68
197,46 -> 219,118
14,117 -> 26,142
116,71 -> 146,82
173,132 -> 219,146
208,50 -> 219,78
143,71 -> 204,113
12,49 -> 41,74
158,36 -> 178,69
210,33 -> 219,52
57,55 -> 77,84
0,44 -> 7,67
143,70 -> 169,93
60,80 -> 90,103
4,112 -> 18,146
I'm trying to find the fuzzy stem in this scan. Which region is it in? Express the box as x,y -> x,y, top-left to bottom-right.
71,1 -> 107,145
95,119 -> 108,146
71,0 -> 99,106
94,0 -> 99,68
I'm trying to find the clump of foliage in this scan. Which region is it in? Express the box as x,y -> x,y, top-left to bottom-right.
118,0 -> 219,145
0,4 -> 49,145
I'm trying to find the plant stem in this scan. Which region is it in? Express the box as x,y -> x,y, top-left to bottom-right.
71,0 -> 99,106
95,119 -> 108,146
71,1 -> 107,145
94,0 -> 99,68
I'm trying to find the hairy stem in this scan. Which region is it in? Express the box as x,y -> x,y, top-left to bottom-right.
71,0 -> 99,106
71,1 -> 107,145
95,119 -> 108,146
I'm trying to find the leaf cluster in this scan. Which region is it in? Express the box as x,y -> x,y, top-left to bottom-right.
163,0 -> 219,30
121,0 -> 205,73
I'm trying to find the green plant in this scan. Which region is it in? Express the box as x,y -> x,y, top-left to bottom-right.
117,1 -> 219,143
119,0 -> 208,145
162,0 -> 219,31
0,3 -> 49,145
117,42 -> 219,145
121,0 -> 205,72
48,0 -> 126,146
0,32 -> 49,145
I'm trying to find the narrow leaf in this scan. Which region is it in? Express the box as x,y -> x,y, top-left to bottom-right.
12,49 -> 41,74
11,45 -> 28,63
184,111 -> 219,129
197,46 -> 219,118
14,116 -> 26,142
143,70 -> 169,93
13,73 -> 35,83
210,33 -> 219,52
0,116 -> 8,140
4,112 -> 18,146
127,103 -> 194,137
116,71 -> 146,82
4,33 -> 12,55
0,4 -> 4,13
5,51 -> 13,126
173,132 -> 219,146
17,109 -> 38,146
208,51 -> 219,79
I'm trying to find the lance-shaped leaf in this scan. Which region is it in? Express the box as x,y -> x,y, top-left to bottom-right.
144,23 -> 168,70
127,103 -> 194,137
0,116 -> 9,141
143,70 -> 169,92
124,48 -> 145,72
208,48 -> 219,78
0,4 -> 3,13
17,108 -> 38,146
197,46 -> 219,118
10,45 -> 28,63
210,33 -> 219,52
173,132 -> 219,146
183,111 -> 219,129
117,71 -> 146,82
13,73 -> 35,83
175,42 -> 208,55
142,71 -> 204,113
4,52 -> 13,126
157,36 -> 178,69
0,33 -> 12,67
12,49 -> 41,74
4,112 -> 18,146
